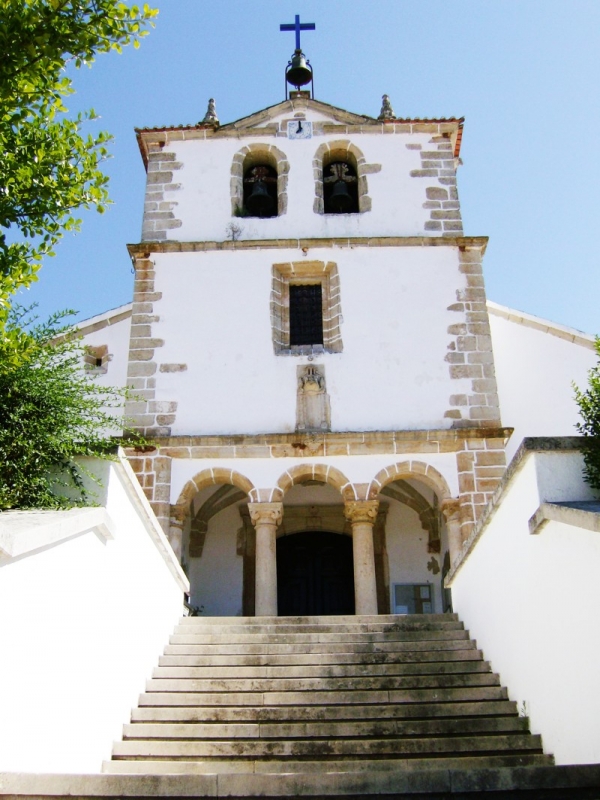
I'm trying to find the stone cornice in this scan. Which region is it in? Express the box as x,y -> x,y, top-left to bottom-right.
127,427 -> 514,460
128,236 -> 489,261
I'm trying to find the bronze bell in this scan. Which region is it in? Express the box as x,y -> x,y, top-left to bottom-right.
328,180 -> 354,213
246,180 -> 276,217
286,49 -> 312,88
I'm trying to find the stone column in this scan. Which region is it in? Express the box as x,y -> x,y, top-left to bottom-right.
441,498 -> 462,566
344,500 -> 379,616
248,502 -> 283,617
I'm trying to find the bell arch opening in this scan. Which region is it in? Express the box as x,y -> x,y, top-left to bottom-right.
230,144 -> 290,218
313,140 -> 374,215
323,150 -> 359,215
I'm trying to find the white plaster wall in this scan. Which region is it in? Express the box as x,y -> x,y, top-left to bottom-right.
188,504 -> 244,616
152,245 -> 471,435
170,452 -> 459,507
450,449 -> 600,764
162,123 -> 446,243
385,501 -> 444,614
489,312 -> 596,461
79,309 -> 132,392
0,457 -> 187,774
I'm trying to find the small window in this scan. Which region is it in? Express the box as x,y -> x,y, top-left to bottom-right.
323,161 -> 359,214
290,284 -> 323,346
243,164 -> 278,218
393,583 -> 434,615
83,344 -> 110,373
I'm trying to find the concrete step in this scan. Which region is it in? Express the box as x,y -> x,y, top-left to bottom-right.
137,685 -> 509,707
163,638 -> 478,655
103,752 -> 554,776
145,672 -> 500,693
169,630 -> 471,645
176,613 -> 459,626
111,733 -> 545,760
151,660 -> 491,680
173,621 -> 466,635
131,699 -> 519,723
158,648 -> 484,667
122,716 -> 530,741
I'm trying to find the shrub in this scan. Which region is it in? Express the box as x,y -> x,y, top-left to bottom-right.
0,308 -> 139,509
573,337 -> 600,493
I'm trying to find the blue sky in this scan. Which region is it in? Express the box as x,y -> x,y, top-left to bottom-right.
18,0 -> 600,335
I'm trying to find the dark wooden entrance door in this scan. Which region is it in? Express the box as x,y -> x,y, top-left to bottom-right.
277,531 -> 355,616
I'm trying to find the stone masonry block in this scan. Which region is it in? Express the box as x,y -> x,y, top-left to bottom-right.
425,220 -> 442,230
449,394 -> 468,406
445,352 -> 465,364
425,186 -> 448,200
458,473 -> 475,493
475,451 -> 506,468
149,401 -> 178,413
147,172 -> 173,184
457,336 -> 477,352
457,452 -> 475,472
450,365 -> 483,379
159,363 -> 188,372
469,406 -> 501,420
127,362 -> 157,377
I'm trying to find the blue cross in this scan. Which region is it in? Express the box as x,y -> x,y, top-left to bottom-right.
280,14 -> 315,51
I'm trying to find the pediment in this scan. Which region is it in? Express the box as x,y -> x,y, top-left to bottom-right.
221,98 -> 377,131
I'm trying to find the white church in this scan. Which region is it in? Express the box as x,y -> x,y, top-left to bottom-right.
2,26 -> 600,797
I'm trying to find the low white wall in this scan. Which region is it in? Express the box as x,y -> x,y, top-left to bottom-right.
0,452 -> 188,774
448,441 -> 600,765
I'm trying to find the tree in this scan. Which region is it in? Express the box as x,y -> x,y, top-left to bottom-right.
574,337 -> 600,493
0,0 -> 157,310
0,308 -> 139,509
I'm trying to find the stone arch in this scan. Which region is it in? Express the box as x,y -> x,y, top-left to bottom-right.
171,468 -> 254,526
313,140 -> 376,215
367,460 -> 452,502
275,463 -> 355,501
230,143 -> 290,217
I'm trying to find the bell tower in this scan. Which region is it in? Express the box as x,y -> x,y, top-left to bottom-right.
124,27 -> 509,618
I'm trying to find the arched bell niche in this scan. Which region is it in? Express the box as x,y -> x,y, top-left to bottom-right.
230,144 -> 290,218
323,156 -> 359,214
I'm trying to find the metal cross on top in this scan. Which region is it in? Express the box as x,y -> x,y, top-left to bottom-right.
280,14 -> 315,51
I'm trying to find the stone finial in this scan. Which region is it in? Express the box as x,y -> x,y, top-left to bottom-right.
377,94 -> 395,121
201,97 -> 219,126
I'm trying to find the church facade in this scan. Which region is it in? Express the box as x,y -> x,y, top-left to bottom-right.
79,92 -> 596,621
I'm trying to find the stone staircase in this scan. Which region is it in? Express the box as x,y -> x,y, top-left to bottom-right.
104,614 -> 553,776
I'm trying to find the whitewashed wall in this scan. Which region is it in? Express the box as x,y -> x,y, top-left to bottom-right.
152,245 -> 470,435
160,124 -> 448,242
386,501 -> 445,614
170,451 -> 459,507
0,454 -> 188,774
489,305 -> 596,461
449,446 -> 600,764
188,503 -> 243,616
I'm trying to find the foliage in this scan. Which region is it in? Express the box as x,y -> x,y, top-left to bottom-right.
0,307 -> 141,510
573,337 -> 600,492
0,0 -> 157,309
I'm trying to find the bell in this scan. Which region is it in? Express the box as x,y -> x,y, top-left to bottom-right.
286,50 -> 312,88
328,180 -> 354,213
246,180 -> 276,217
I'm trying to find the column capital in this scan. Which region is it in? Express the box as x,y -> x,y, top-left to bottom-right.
440,497 -> 461,522
344,500 -> 379,525
248,502 -> 283,528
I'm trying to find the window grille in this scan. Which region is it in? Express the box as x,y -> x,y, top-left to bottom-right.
289,284 -> 323,346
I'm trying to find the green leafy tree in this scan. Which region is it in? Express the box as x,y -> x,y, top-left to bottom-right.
0,307 -> 140,509
0,0 -> 157,310
574,337 -> 600,492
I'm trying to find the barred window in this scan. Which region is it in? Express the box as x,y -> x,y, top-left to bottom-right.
289,284 -> 323,346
